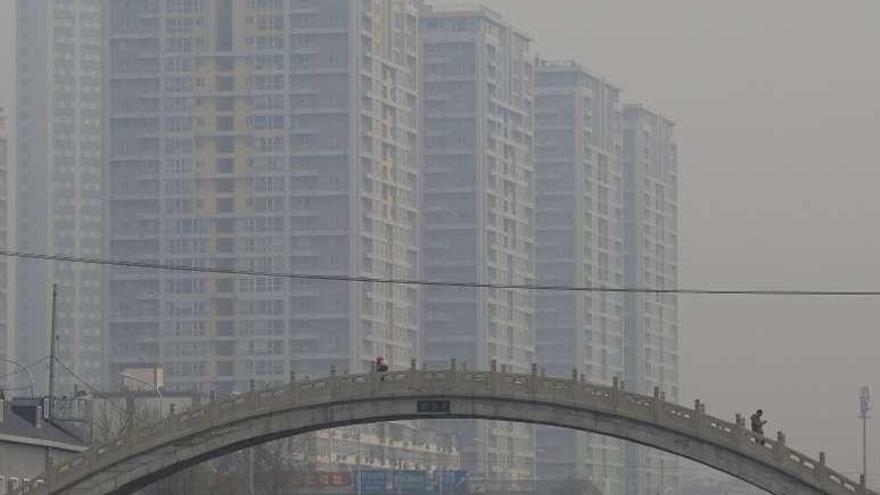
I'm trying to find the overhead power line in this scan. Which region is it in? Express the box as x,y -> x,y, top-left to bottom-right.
2,249 -> 880,297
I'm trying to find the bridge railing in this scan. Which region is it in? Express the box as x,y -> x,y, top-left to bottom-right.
16,363 -> 871,495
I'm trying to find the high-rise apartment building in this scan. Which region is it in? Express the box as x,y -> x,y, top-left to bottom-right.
622,104 -> 680,495
0,109 -> 8,368
106,0 -> 421,394
420,4 -> 535,480
15,0 -> 105,393
533,59 -> 625,494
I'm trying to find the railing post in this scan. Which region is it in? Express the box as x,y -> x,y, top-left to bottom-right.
530,364 -> 539,394
692,399 -> 703,432
409,359 -> 418,390
449,358 -> 457,387
773,431 -> 786,462
816,451 -> 828,489
733,413 -> 745,449
611,377 -> 619,410
490,359 -> 498,393
652,386 -> 662,422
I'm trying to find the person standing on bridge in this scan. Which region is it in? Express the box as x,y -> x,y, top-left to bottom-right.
375,356 -> 389,380
751,409 -> 767,444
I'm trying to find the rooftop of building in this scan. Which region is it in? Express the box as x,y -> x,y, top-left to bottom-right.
536,58 -> 623,92
623,102 -> 677,127
0,396 -> 86,452
420,2 -> 532,41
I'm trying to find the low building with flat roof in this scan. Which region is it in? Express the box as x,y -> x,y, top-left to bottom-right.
0,396 -> 86,494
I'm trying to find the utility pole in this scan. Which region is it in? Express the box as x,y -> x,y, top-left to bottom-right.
45,283 -> 59,473
860,386 -> 871,484
48,284 -> 59,413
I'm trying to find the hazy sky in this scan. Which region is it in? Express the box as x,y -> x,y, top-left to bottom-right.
3,0 -> 880,481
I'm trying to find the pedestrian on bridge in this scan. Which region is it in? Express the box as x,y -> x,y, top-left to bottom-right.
375,356 -> 389,380
751,409 -> 767,445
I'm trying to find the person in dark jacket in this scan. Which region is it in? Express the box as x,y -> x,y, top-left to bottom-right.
375,357 -> 389,380
751,409 -> 767,445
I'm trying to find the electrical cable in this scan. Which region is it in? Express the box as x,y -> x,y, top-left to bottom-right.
0,355 -> 50,382
2,249 -> 880,297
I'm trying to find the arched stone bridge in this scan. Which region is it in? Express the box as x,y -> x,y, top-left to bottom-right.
14,362 -> 873,495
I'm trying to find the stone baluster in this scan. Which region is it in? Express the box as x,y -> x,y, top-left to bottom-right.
816,451 -> 828,489
409,359 -> 418,390
693,399 -> 703,431
449,359 -> 457,386
530,364 -> 539,394
773,431 -> 786,462
652,387 -> 662,421
733,414 -> 745,448
329,365 -> 339,396
611,376 -> 620,410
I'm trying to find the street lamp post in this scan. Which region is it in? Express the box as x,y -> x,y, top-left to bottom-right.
119,372 -> 164,420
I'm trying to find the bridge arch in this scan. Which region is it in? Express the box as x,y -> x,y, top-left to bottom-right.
20,367 -> 872,495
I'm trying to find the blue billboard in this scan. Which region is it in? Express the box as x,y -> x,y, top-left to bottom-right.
356,470 -> 389,494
